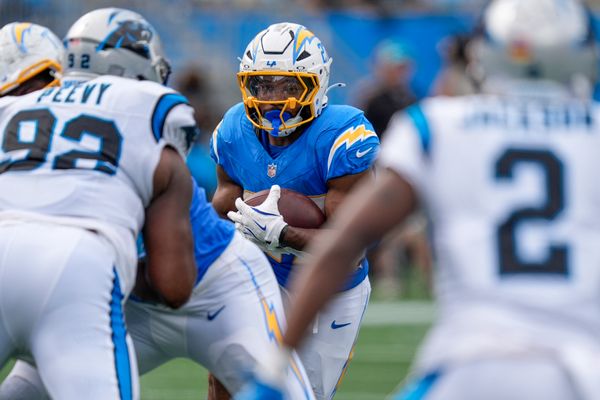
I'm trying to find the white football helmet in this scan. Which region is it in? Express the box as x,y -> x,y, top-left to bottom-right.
64,8 -> 170,84
469,0 -> 597,92
0,22 -> 64,96
238,22 -> 333,137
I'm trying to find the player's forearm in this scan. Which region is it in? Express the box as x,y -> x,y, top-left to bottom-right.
280,226 -> 325,250
284,170 -> 417,347
146,234 -> 197,309
213,167 -> 243,219
212,188 -> 238,219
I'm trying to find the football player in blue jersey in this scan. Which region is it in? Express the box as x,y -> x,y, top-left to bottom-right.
210,22 -> 379,400
0,11 -> 314,400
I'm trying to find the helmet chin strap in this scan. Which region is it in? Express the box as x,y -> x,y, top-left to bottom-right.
262,110 -> 303,138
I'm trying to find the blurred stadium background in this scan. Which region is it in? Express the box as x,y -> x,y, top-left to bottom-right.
1,0 -> 599,398
3,0 -> 600,194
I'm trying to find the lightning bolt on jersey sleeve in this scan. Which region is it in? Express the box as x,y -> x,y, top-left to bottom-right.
322,116 -> 379,181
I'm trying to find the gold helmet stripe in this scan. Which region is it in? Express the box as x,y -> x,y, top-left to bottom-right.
12,23 -> 33,51
294,28 -> 315,54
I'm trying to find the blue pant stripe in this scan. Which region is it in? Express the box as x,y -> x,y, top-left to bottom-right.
111,268 -> 132,400
394,371 -> 441,400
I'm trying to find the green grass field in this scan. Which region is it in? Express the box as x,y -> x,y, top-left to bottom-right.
0,302 -> 432,399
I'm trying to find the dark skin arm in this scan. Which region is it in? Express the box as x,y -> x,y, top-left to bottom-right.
212,165 -> 243,219
283,168 -> 418,348
279,169 -> 373,249
137,146 -> 197,309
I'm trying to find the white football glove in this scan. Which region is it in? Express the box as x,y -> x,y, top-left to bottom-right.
227,185 -> 288,251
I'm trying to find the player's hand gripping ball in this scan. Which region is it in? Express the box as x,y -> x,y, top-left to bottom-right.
245,187 -> 325,229
227,184 -> 287,251
227,185 -> 325,251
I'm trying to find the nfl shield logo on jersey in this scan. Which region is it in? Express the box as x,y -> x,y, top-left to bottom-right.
267,163 -> 277,178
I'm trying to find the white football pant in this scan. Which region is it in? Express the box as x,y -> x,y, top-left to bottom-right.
0,222 -> 138,400
281,277 -> 371,400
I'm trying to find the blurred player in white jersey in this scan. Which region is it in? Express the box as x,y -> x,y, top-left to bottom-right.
0,13 -> 314,400
237,0 -> 600,399
0,11 -> 197,400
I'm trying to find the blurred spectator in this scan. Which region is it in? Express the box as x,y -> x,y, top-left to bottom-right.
174,64 -> 218,132
352,39 -> 430,299
353,38 -> 417,137
432,33 -> 477,96
368,213 -> 433,300
174,64 -> 219,198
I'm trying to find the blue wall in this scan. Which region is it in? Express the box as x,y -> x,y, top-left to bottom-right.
151,10 -> 474,103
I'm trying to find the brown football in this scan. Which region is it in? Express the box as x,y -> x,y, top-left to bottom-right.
245,188 -> 326,229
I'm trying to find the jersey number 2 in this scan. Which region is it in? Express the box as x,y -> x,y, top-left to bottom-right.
0,109 -> 122,175
495,148 -> 568,276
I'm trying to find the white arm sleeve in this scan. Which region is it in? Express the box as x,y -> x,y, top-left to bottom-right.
377,110 -> 428,194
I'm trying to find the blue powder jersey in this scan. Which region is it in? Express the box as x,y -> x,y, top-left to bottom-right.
138,180 -> 235,285
189,180 -> 235,282
210,103 -> 379,289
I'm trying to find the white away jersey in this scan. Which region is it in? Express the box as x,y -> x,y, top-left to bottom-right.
379,94 -> 600,370
0,75 -> 195,290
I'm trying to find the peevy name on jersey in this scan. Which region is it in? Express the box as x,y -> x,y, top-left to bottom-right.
35,82 -> 112,107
